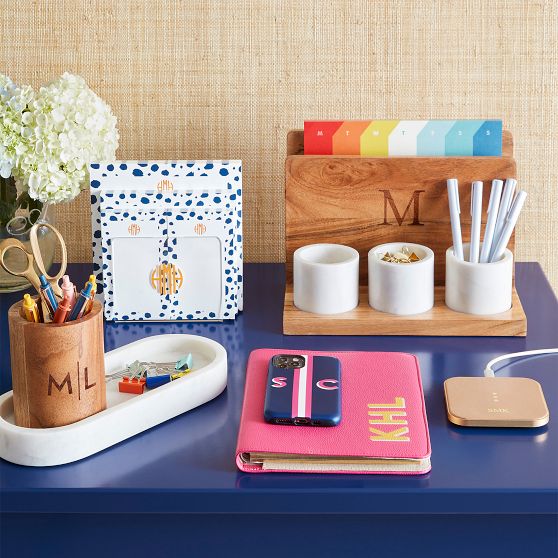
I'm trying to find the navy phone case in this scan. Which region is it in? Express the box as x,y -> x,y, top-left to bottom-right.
263,354 -> 341,426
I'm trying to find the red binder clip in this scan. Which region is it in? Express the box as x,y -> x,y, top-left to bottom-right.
118,376 -> 146,394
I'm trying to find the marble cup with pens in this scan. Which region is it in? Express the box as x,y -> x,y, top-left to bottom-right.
445,177 -> 526,315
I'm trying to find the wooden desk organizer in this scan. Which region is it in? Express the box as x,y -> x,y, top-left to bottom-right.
284,130 -> 527,336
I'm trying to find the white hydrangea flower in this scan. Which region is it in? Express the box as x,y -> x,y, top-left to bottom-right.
1,72 -> 119,203
0,74 -> 36,180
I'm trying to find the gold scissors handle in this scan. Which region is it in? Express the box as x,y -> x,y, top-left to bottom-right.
0,222 -> 67,298
29,222 -> 67,298
0,238 -> 42,293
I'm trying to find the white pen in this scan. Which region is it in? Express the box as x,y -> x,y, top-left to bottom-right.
490,178 -> 516,260
479,179 -> 503,263
447,178 -> 463,260
490,190 -> 527,263
469,181 -> 483,263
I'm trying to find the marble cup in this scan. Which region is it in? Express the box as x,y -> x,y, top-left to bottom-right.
368,242 -> 434,315
293,243 -> 360,314
445,243 -> 513,315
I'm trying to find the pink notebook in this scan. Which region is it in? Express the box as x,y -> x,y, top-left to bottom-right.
236,349 -> 431,474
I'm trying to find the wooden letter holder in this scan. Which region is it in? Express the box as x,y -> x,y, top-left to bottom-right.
284,130 -> 527,336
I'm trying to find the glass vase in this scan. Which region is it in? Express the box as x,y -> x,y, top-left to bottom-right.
0,177 -> 56,293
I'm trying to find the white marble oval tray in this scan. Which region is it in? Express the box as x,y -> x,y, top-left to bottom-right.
0,334 -> 227,467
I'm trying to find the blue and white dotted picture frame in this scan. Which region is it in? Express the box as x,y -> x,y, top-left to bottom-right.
89,161 -> 242,321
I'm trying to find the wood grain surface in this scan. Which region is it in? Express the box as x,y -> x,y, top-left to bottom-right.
283,285 -> 527,336
285,139 -> 516,285
8,300 -> 106,428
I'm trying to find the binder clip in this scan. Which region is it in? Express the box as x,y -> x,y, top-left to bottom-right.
106,354 -> 194,395
116,360 -> 147,394
119,375 -> 146,394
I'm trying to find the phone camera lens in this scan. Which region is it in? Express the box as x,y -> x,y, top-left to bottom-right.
274,356 -> 289,368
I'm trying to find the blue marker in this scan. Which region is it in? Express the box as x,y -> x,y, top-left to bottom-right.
39,274 -> 58,319
68,282 -> 93,322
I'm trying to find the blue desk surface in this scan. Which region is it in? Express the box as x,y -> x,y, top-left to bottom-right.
1,263 -> 557,515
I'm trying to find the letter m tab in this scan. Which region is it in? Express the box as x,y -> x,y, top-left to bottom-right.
380,190 -> 425,226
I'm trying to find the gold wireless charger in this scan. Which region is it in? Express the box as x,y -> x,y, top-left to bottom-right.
445,376 -> 549,427
444,349 -> 554,428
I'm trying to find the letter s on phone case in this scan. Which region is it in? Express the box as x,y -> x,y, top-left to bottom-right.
271,377 -> 287,388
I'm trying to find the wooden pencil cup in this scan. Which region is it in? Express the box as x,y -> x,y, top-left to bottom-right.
8,300 -> 106,428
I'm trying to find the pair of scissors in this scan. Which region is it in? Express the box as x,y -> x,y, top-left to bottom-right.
0,222 -> 67,298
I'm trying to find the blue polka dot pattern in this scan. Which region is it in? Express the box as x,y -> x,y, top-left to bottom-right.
89,160 -> 243,321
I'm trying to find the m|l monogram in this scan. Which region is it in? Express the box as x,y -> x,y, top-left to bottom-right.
47,364 -> 96,398
380,189 -> 425,226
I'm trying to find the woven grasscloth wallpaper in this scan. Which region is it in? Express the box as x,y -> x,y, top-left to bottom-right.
2,0 -> 557,291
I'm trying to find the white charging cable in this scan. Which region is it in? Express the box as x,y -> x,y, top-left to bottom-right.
484,348 -> 558,377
